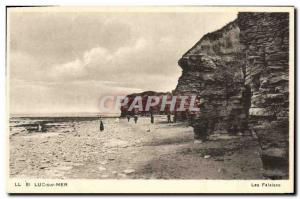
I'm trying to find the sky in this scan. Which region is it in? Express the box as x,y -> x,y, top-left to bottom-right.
8,9 -> 237,115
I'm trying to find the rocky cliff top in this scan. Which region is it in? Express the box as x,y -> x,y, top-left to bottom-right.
126,91 -> 171,98
183,19 -> 239,57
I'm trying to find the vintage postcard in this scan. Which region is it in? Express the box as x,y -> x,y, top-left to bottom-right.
6,6 -> 294,194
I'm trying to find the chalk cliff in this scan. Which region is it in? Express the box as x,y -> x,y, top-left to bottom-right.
174,19 -> 249,137
238,12 -> 289,179
174,12 -> 290,179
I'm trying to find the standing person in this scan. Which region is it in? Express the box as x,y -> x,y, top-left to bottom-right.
37,123 -> 42,132
126,115 -> 131,122
134,115 -> 138,124
99,116 -> 104,132
167,113 -> 171,123
151,114 -> 154,124
173,114 -> 177,123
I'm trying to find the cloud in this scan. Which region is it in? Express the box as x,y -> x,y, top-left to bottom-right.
51,59 -> 86,78
8,11 -> 238,114
47,37 -> 150,80
9,12 -> 136,65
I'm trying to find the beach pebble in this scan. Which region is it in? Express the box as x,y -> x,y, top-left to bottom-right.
98,166 -> 107,171
123,169 -> 135,174
194,140 -> 203,144
214,157 -> 224,161
100,161 -> 108,165
204,155 -> 211,159
112,171 -> 117,174
39,165 -> 47,169
101,174 -> 109,178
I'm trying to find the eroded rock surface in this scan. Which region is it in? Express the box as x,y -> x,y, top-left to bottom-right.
238,12 -> 289,179
174,12 -> 290,179
174,19 -> 249,137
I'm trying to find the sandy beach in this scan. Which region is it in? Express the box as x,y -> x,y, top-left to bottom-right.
9,116 -> 263,179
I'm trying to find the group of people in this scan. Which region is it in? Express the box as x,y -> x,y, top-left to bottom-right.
126,115 -> 139,123
99,113 -> 176,132
127,113 -> 173,124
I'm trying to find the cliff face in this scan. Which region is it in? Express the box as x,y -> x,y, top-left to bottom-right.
175,13 -> 290,179
120,91 -> 172,117
174,20 -> 249,136
238,12 -> 289,179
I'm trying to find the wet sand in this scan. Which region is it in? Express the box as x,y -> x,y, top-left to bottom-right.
9,116 -> 264,179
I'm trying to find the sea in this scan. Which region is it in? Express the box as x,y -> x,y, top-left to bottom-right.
9,113 -> 120,136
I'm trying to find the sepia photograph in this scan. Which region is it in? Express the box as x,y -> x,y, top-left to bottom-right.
6,6 -> 294,194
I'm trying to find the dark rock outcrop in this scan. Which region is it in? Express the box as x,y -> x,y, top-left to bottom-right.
174,12 -> 290,179
120,91 -> 172,117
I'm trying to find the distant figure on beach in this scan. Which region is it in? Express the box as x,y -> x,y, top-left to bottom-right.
150,114 -> 154,124
167,113 -> 171,123
37,123 -> 42,132
99,116 -> 104,131
173,114 -> 177,123
126,115 -> 131,122
134,115 -> 138,124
